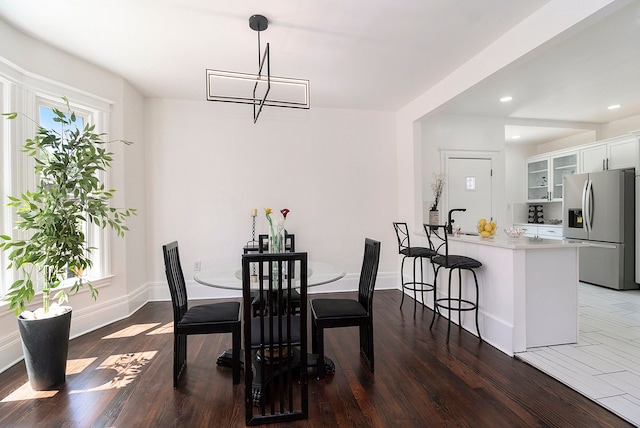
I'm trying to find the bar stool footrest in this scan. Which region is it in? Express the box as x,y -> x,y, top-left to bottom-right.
401,281 -> 435,292
434,297 -> 477,312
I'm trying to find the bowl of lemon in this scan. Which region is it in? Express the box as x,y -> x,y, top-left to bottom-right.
477,218 -> 497,239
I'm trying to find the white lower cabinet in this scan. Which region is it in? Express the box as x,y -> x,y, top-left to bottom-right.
515,224 -> 563,240
518,224 -> 538,238
537,225 -> 563,239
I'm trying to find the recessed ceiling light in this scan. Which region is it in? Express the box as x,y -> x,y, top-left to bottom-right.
608,104 -> 621,110
500,96 -> 513,102
512,135 -> 521,139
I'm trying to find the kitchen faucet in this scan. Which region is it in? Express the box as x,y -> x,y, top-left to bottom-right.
447,208 -> 467,234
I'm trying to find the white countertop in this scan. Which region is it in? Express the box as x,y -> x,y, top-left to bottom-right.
449,234 -> 588,249
514,223 -> 563,228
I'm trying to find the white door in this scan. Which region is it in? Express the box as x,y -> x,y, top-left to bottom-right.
446,157 -> 493,234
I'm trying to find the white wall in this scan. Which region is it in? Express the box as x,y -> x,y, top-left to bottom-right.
145,99 -> 399,300
600,113 -> 640,140
396,0 -> 621,231
536,130 -> 597,154
420,114 -> 508,228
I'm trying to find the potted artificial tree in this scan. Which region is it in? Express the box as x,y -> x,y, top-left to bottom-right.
0,97 -> 135,390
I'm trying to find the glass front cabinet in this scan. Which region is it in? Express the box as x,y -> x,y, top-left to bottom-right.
526,156 -> 549,201
551,152 -> 578,200
526,151 -> 578,202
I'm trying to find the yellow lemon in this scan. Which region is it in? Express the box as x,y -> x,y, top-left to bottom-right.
480,230 -> 491,237
479,218 -> 487,227
490,229 -> 496,235
490,221 -> 496,228
484,224 -> 492,232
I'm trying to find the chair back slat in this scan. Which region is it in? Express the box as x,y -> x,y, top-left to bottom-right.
242,252 -> 308,425
392,222 -> 410,253
358,238 -> 381,315
257,232 -> 295,253
424,223 -> 449,263
162,241 -> 188,322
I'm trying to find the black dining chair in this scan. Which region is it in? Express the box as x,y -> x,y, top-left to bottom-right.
393,222 -> 438,316
310,238 -> 380,380
252,233 -> 300,316
424,224 -> 483,343
242,251 -> 308,425
162,241 -> 241,388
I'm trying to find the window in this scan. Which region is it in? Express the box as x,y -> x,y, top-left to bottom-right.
0,79 -> 6,295
38,103 -> 90,281
39,105 -> 85,137
0,67 -> 113,298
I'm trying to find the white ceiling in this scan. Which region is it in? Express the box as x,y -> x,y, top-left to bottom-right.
0,0 -> 550,110
0,1 -> 638,145
431,1 -> 640,145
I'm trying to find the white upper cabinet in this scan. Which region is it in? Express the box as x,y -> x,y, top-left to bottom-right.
526,156 -> 549,201
580,145 -> 607,173
551,152 -> 578,200
526,151 -> 577,202
580,136 -> 637,173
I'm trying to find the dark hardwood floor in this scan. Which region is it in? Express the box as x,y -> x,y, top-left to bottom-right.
0,290 -> 631,427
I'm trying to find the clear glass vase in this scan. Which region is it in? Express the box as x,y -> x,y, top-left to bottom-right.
269,230 -> 284,253
269,230 -> 285,289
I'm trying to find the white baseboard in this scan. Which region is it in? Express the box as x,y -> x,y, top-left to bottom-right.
0,281 -> 150,375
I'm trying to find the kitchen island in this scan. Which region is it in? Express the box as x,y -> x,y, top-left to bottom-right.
418,233 -> 588,356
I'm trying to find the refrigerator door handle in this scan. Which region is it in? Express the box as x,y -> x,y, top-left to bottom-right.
586,179 -> 594,233
581,179 -> 589,233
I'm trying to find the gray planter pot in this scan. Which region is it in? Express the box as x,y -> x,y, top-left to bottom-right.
17,309 -> 72,391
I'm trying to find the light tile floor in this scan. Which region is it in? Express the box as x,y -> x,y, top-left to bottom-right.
516,282 -> 640,426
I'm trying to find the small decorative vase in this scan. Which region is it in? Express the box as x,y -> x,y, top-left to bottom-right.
268,230 -> 284,253
269,230 -> 285,288
429,210 -> 439,226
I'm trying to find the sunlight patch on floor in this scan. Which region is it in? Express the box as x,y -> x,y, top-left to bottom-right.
102,323 -> 161,339
0,358 -> 96,402
70,351 -> 157,393
146,321 -> 173,335
1,383 -> 59,402
0,351 -> 157,402
65,357 -> 97,375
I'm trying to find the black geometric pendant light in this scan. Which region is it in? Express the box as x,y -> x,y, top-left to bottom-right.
206,14 -> 310,123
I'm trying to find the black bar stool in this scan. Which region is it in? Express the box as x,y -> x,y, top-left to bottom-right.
393,222 -> 437,316
424,223 -> 482,343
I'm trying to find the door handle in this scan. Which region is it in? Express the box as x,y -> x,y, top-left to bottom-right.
582,179 -> 592,233
585,180 -> 593,233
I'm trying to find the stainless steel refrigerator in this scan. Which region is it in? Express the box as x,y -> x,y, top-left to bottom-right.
563,169 -> 637,290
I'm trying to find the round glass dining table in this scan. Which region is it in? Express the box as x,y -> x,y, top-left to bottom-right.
193,261 -> 346,290
195,260 -> 345,386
